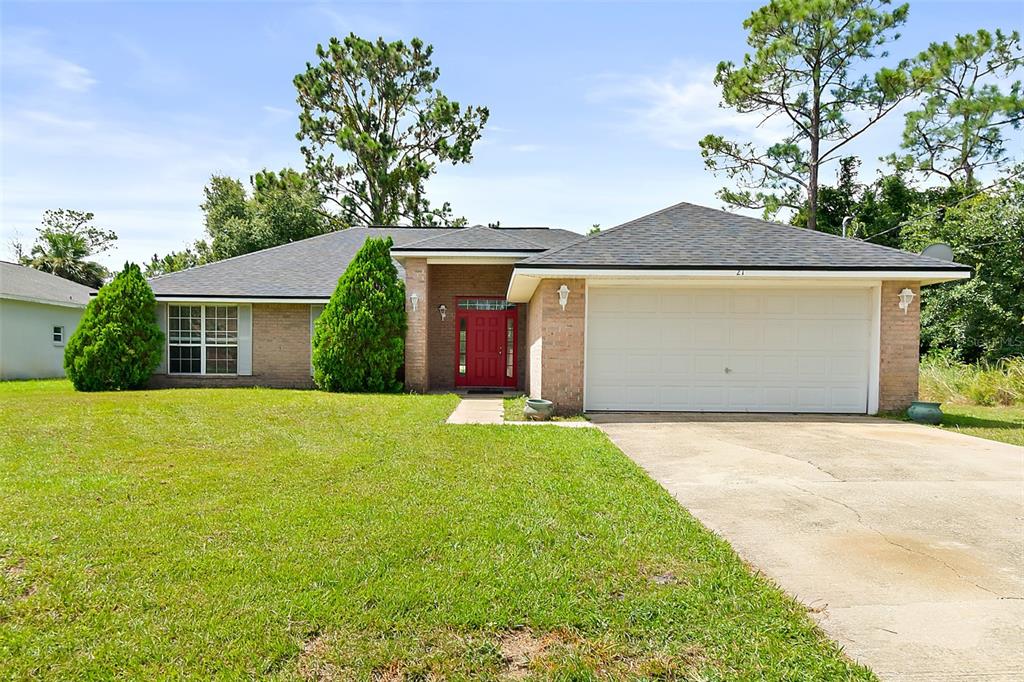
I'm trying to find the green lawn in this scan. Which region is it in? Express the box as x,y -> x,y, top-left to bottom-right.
935,404 -> 1024,446
1,381 -> 870,679
503,395 -> 588,422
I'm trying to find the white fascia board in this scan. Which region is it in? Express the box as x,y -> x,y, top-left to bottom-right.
1,293 -> 87,308
153,296 -> 331,304
392,250 -> 535,261
507,268 -> 970,302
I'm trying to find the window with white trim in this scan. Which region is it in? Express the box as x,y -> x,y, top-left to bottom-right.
168,305 -> 238,374
52,325 -> 65,345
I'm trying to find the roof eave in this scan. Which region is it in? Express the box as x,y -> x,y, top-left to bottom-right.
507,267 -> 971,302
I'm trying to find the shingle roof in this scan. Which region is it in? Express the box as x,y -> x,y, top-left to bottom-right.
148,226 -> 582,298
393,225 -> 556,252
520,202 -> 971,272
0,261 -> 95,307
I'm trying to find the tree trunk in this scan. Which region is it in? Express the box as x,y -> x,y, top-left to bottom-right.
808,64 -> 821,231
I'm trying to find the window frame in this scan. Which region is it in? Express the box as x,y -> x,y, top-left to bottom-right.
52,325 -> 65,346
167,304 -> 239,376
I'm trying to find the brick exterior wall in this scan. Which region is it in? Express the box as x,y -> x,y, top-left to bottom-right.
879,281 -> 921,412
526,279 -> 586,414
404,258 -> 430,392
425,264 -> 526,391
150,303 -> 315,389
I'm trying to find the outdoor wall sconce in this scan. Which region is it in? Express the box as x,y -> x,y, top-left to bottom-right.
898,288 -> 915,314
409,293 -> 419,312
438,304 -> 447,321
558,284 -> 570,311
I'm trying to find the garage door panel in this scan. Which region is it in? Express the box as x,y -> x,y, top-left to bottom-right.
730,320 -> 764,349
626,353 -> 660,375
659,354 -> 694,378
586,287 -> 871,413
694,323 -> 729,346
762,354 -> 799,375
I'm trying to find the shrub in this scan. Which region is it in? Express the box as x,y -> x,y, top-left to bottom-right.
919,353 -> 1024,406
64,262 -> 165,391
312,236 -> 406,392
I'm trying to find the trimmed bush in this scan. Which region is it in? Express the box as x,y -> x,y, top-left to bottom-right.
312,236 -> 406,392
64,263 -> 165,391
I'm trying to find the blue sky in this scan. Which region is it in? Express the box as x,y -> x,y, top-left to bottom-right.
2,1 -> 1021,268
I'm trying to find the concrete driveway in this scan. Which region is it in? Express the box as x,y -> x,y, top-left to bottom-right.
592,413 -> 1024,681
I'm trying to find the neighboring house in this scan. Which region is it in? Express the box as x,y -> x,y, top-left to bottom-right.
0,261 -> 95,380
147,202 -> 970,414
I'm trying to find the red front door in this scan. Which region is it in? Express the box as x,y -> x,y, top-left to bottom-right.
455,299 -> 517,388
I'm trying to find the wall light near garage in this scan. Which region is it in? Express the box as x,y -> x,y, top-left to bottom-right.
558,284 -> 570,311
410,293 -> 419,312
898,288 -> 915,314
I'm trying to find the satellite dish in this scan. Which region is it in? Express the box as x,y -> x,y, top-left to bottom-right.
921,243 -> 954,262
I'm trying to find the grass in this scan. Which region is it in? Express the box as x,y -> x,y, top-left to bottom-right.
503,394 -> 589,422
930,404 -> 1024,447
919,355 -> 1024,406
912,356 -> 1024,446
1,381 -> 871,680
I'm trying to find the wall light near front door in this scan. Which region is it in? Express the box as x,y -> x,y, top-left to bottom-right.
898,288 -> 915,314
558,284 -> 570,311
410,293 -> 419,312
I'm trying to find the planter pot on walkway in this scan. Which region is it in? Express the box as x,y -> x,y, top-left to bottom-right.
907,401 -> 943,425
524,398 -> 554,421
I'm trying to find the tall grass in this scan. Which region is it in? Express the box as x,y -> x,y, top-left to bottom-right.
919,355 -> 1024,406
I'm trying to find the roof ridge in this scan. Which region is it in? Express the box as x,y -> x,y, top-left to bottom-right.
522,200 -> 699,264
690,202 -> 964,267
147,226 -> 450,282
395,225 -> 546,250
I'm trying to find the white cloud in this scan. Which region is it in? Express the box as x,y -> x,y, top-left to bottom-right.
588,60 -> 790,151
0,29 -> 97,92
508,143 -> 543,153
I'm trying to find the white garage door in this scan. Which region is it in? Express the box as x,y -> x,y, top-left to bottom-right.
586,287 -> 872,413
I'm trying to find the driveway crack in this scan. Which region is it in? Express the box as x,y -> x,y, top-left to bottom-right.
788,483 -> 1003,599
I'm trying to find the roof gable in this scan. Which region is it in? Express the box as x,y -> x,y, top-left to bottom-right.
0,261 -> 95,307
520,202 -> 969,272
148,226 -> 582,299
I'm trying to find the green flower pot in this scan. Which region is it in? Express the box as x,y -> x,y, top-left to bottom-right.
907,401 -> 943,425
524,398 -> 554,421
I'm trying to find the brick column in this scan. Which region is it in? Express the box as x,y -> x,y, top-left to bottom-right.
404,258 -> 429,392
879,280 -> 921,412
527,278 -> 586,414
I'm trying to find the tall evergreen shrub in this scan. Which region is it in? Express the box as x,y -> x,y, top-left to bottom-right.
312,237 -> 406,392
64,263 -> 164,391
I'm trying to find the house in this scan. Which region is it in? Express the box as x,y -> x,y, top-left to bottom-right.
0,261 -> 95,380
147,202 -> 970,414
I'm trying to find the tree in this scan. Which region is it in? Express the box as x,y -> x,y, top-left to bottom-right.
891,29 -> 1023,187
18,209 -> 116,287
144,241 -> 210,277
588,224 -> 601,236
900,172 -> 1024,362
312,237 -> 406,392
294,34 -> 488,227
792,156 -> 960,248
203,169 -> 330,261
699,0 -> 917,230
148,168 -> 329,275
64,263 -> 165,391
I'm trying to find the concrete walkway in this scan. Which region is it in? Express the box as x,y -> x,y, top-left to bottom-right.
445,396 -> 504,424
592,413 -> 1024,681
445,396 -> 597,427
